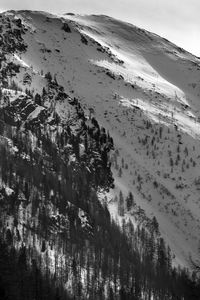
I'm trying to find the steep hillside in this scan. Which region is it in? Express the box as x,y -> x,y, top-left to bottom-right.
62,13 -> 200,268
4,9 -> 200,267
0,9 -> 200,299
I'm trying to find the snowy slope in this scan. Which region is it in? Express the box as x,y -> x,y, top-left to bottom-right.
3,10 -> 200,269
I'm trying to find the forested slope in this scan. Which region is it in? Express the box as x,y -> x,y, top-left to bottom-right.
0,10 -> 200,299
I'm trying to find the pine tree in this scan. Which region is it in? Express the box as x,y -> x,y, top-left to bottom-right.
126,192 -> 134,211
35,93 -> 42,106
118,191 -> 124,216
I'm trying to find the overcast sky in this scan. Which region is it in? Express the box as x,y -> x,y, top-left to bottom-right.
0,0 -> 199,56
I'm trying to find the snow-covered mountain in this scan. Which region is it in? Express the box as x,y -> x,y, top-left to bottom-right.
1,9 -> 200,290
55,13 -> 200,269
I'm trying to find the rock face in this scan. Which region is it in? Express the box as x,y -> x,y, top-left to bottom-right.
0,10 -> 200,300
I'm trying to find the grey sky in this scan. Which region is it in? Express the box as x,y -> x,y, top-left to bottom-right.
0,0 -> 199,56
